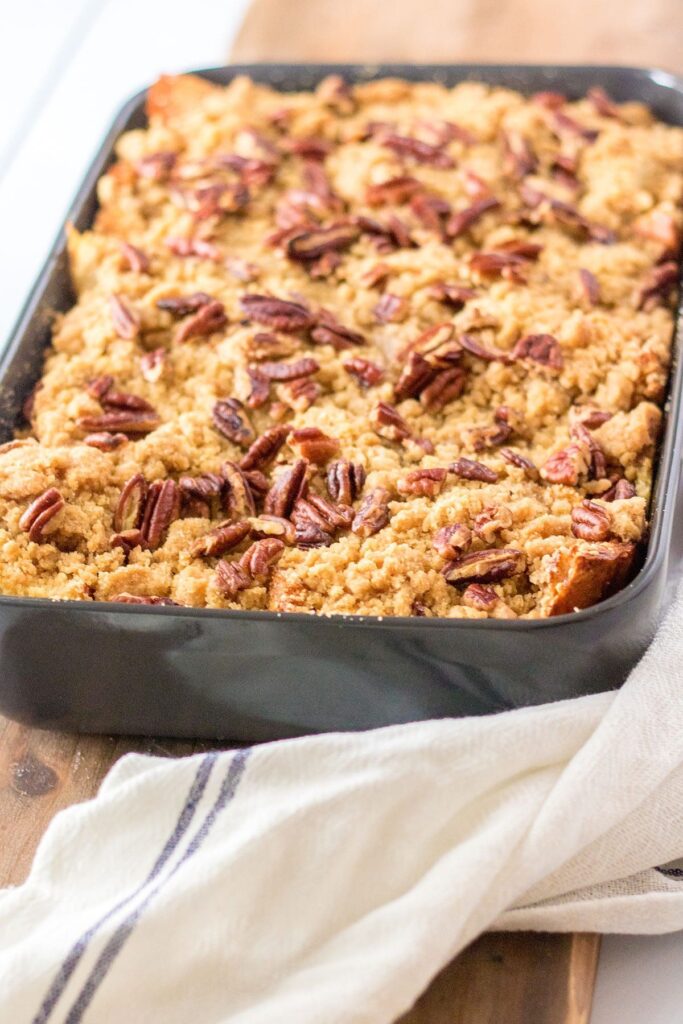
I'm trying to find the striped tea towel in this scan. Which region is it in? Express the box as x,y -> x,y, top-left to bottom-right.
1,587 -> 682,1023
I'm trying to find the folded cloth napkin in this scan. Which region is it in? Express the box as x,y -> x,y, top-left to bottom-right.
1,587 -> 683,1024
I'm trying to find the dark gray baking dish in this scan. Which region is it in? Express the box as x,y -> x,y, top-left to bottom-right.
0,64 -> 681,740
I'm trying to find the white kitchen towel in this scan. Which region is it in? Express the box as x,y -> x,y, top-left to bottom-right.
1,590 -> 682,1023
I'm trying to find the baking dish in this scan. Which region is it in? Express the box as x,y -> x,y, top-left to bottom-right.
0,63 -> 681,740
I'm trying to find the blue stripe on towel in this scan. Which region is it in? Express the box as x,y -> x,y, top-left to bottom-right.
63,748 -> 251,1024
32,751 -> 219,1024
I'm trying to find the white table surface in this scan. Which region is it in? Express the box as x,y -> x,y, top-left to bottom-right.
1,3 -> 682,1019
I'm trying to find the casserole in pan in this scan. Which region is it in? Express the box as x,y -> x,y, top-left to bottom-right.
0,64 -> 681,739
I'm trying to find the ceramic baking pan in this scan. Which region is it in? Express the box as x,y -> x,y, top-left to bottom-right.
0,64 -> 681,739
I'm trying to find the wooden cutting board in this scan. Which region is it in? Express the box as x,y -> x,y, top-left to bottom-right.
17,0 -> 683,1018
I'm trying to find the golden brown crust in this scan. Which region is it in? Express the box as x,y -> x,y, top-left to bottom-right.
0,74 -> 680,617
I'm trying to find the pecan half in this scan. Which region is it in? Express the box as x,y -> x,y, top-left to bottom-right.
432,523 -> 472,558
239,294 -> 314,332
305,493 -> 354,529
569,421 -> 607,480
240,538 -> 286,580
365,175 -> 424,206
362,262 -> 392,289
249,514 -> 297,544
279,377 -> 321,412
87,373 -> 113,397
140,479 -> 179,550
246,367 -> 271,408
290,499 -> 335,548
286,223 -> 359,262
215,560 -> 251,598
84,431 -> 128,451
343,357 -> 384,387
409,323 -> 458,365
397,468 -> 447,497
113,473 -> 148,533
237,425 -> 288,471
380,133 -> 455,168
109,294 -> 140,340
469,251 -> 528,282
394,352 -> 437,400
327,460 -> 366,504
443,548 -> 526,584
175,301 -> 228,343
449,458 -> 498,483
213,399 -> 256,448
373,293 -> 407,323
19,488 -> 65,542
420,368 -> 467,411
429,281 -> 478,309
140,348 -> 167,383
178,473 -> 224,517
446,197 -> 500,239
500,447 -> 539,480
120,242 -> 150,274
101,391 -> 156,414
310,318 -> 366,349
461,584 -> 499,611
511,333 -> 564,371
634,261 -> 679,311
458,333 -> 511,363
289,427 -> 340,465
156,292 -> 213,315
264,459 -> 309,517
221,461 -> 257,517
578,268 -> 601,305
78,410 -> 161,435
351,487 -> 391,538
247,332 -> 299,362
191,520 -> 251,558
257,357 -> 319,381
571,500 -> 611,541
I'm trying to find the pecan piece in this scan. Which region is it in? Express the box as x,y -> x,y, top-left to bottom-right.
191,520 -> 251,558
174,301 -> 228,343
19,488 -> 65,542
351,487 -> 391,538
469,251 -> 528,282
242,469 -> 270,499
571,500 -> 611,541
239,294 -> 314,332
156,292 -> 212,315
458,333 -> 511,363
394,352 -> 437,400
178,473 -> 224,518
289,427 -> 340,465
140,479 -> 180,550
373,293 -> 407,323
310,319 -> 366,349
500,448 -> 539,480
569,421 -> 607,480
78,410 -> 161,435
257,357 -> 319,381
249,515 -> 297,544
371,401 -> 411,442
240,538 -> 286,580
113,473 -> 148,533
551,111 -> 599,143
343,357 -> 384,388
327,460 -> 366,504
547,542 -> 636,615
501,129 -> 538,178
101,391 -> 156,414
461,584 -> 499,611
246,367 -> 271,409
449,458 -> 498,483
541,442 -> 591,485
278,378 -> 321,412
366,175 -> 424,206
119,242 -> 150,274
110,529 -> 144,555
247,332 -> 298,361
84,431 -> 128,451
511,333 -> 564,371
578,268 -> 601,306
446,196 -> 501,239
410,194 -> 452,239
213,399 -> 256,448
601,478 -> 636,502
432,523 -> 472,558
135,150 -> 177,179
221,462 -> 257,517
380,133 -> 455,168
429,281 -> 478,309
397,468 -> 447,497
238,425 -> 288,471
443,548 -> 526,584
87,375 -> 115,402
634,261 -> 679,311
264,459 -> 309,517
109,294 -> 140,340
140,348 -> 167,383
286,223 -> 359,262
305,493 -> 354,529
473,505 -> 513,543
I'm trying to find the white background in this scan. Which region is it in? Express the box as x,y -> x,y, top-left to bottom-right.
1,2 -> 682,1019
